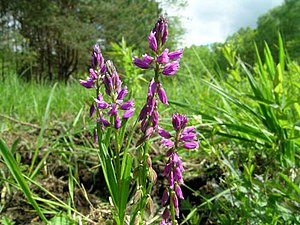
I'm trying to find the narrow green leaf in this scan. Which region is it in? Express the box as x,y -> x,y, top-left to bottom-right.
0,139 -> 48,223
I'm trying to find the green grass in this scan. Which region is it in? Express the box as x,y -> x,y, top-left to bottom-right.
0,37 -> 299,224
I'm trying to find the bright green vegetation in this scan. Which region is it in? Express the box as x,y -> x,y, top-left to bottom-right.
1,0 -> 300,224
1,35 -> 299,224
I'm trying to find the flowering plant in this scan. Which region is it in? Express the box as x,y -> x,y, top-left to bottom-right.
80,16 -> 198,225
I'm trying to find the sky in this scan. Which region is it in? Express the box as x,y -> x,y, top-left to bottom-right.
167,0 -> 284,46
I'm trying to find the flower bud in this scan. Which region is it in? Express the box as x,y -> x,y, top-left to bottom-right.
148,167 -> 157,184
148,31 -> 158,52
158,127 -> 172,139
120,99 -> 134,110
157,83 -> 169,105
122,108 -> 135,119
133,57 -> 151,69
183,141 -> 199,149
89,103 -> 95,118
145,195 -> 154,216
162,61 -> 180,76
117,86 -> 128,100
168,49 -> 184,60
162,190 -> 169,206
114,116 -> 121,129
157,49 -> 169,64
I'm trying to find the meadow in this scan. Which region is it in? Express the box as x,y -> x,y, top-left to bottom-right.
0,28 -> 299,225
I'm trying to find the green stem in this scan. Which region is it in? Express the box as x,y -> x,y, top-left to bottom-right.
115,127 -> 121,180
170,191 -> 176,224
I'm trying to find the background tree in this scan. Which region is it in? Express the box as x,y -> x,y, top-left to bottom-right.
0,0 -> 184,82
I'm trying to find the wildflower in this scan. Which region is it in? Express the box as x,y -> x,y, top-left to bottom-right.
162,61 -> 180,76
148,31 -> 158,52
159,114 -> 198,224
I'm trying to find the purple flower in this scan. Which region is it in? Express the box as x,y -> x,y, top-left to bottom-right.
89,68 -> 97,80
160,113 -> 198,223
148,31 -> 158,52
162,208 -> 170,221
80,79 -> 94,88
120,99 -> 134,110
91,44 -> 106,72
148,79 -> 156,96
143,54 -> 154,64
95,98 -> 109,109
157,83 -> 168,105
168,49 -> 184,60
180,133 -> 197,141
162,190 -> 169,206
157,49 -> 169,64
174,167 -> 183,183
133,57 -> 151,69
161,139 -> 174,148
108,103 -> 118,115
183,141 -> 199,149
117,86 -> 128,100
175,184 -> 184,200
152,16 -> 168,46
114,116 -> 121,129
122,108 -> 135,119
172,114 -> 188,131
89,103 -> 95,117
158,127 -> 172,139
162,61 -> 180,76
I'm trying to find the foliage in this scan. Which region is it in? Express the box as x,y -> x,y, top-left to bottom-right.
0,0 -> 185,82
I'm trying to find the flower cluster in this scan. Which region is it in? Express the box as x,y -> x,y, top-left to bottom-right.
159,114 -> 198,224
80,44 -> 106,88
80,45 -> 135,131
133,16 -> 184,143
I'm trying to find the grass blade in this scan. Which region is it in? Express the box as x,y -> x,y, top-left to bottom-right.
0,138 -> 48,223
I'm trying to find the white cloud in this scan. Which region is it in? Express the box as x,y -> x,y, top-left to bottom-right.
167,0 -> 284,46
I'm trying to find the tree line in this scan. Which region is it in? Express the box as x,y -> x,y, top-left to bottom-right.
0,0 -> 183,82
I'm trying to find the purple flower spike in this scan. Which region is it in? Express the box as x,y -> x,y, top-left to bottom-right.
117,86 -> 128,100
157,49 -> 169,64
80,79 -> 94,88
157,83 -> 169,105
183,141 -> 199,149
91,44 -> 105,72
115,116 -> 121,129
168,49 -> 184,60
148,31 -> 158,52
133,57 -> 151,69
122,108 -> 135,119
162,61 -> 180,76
